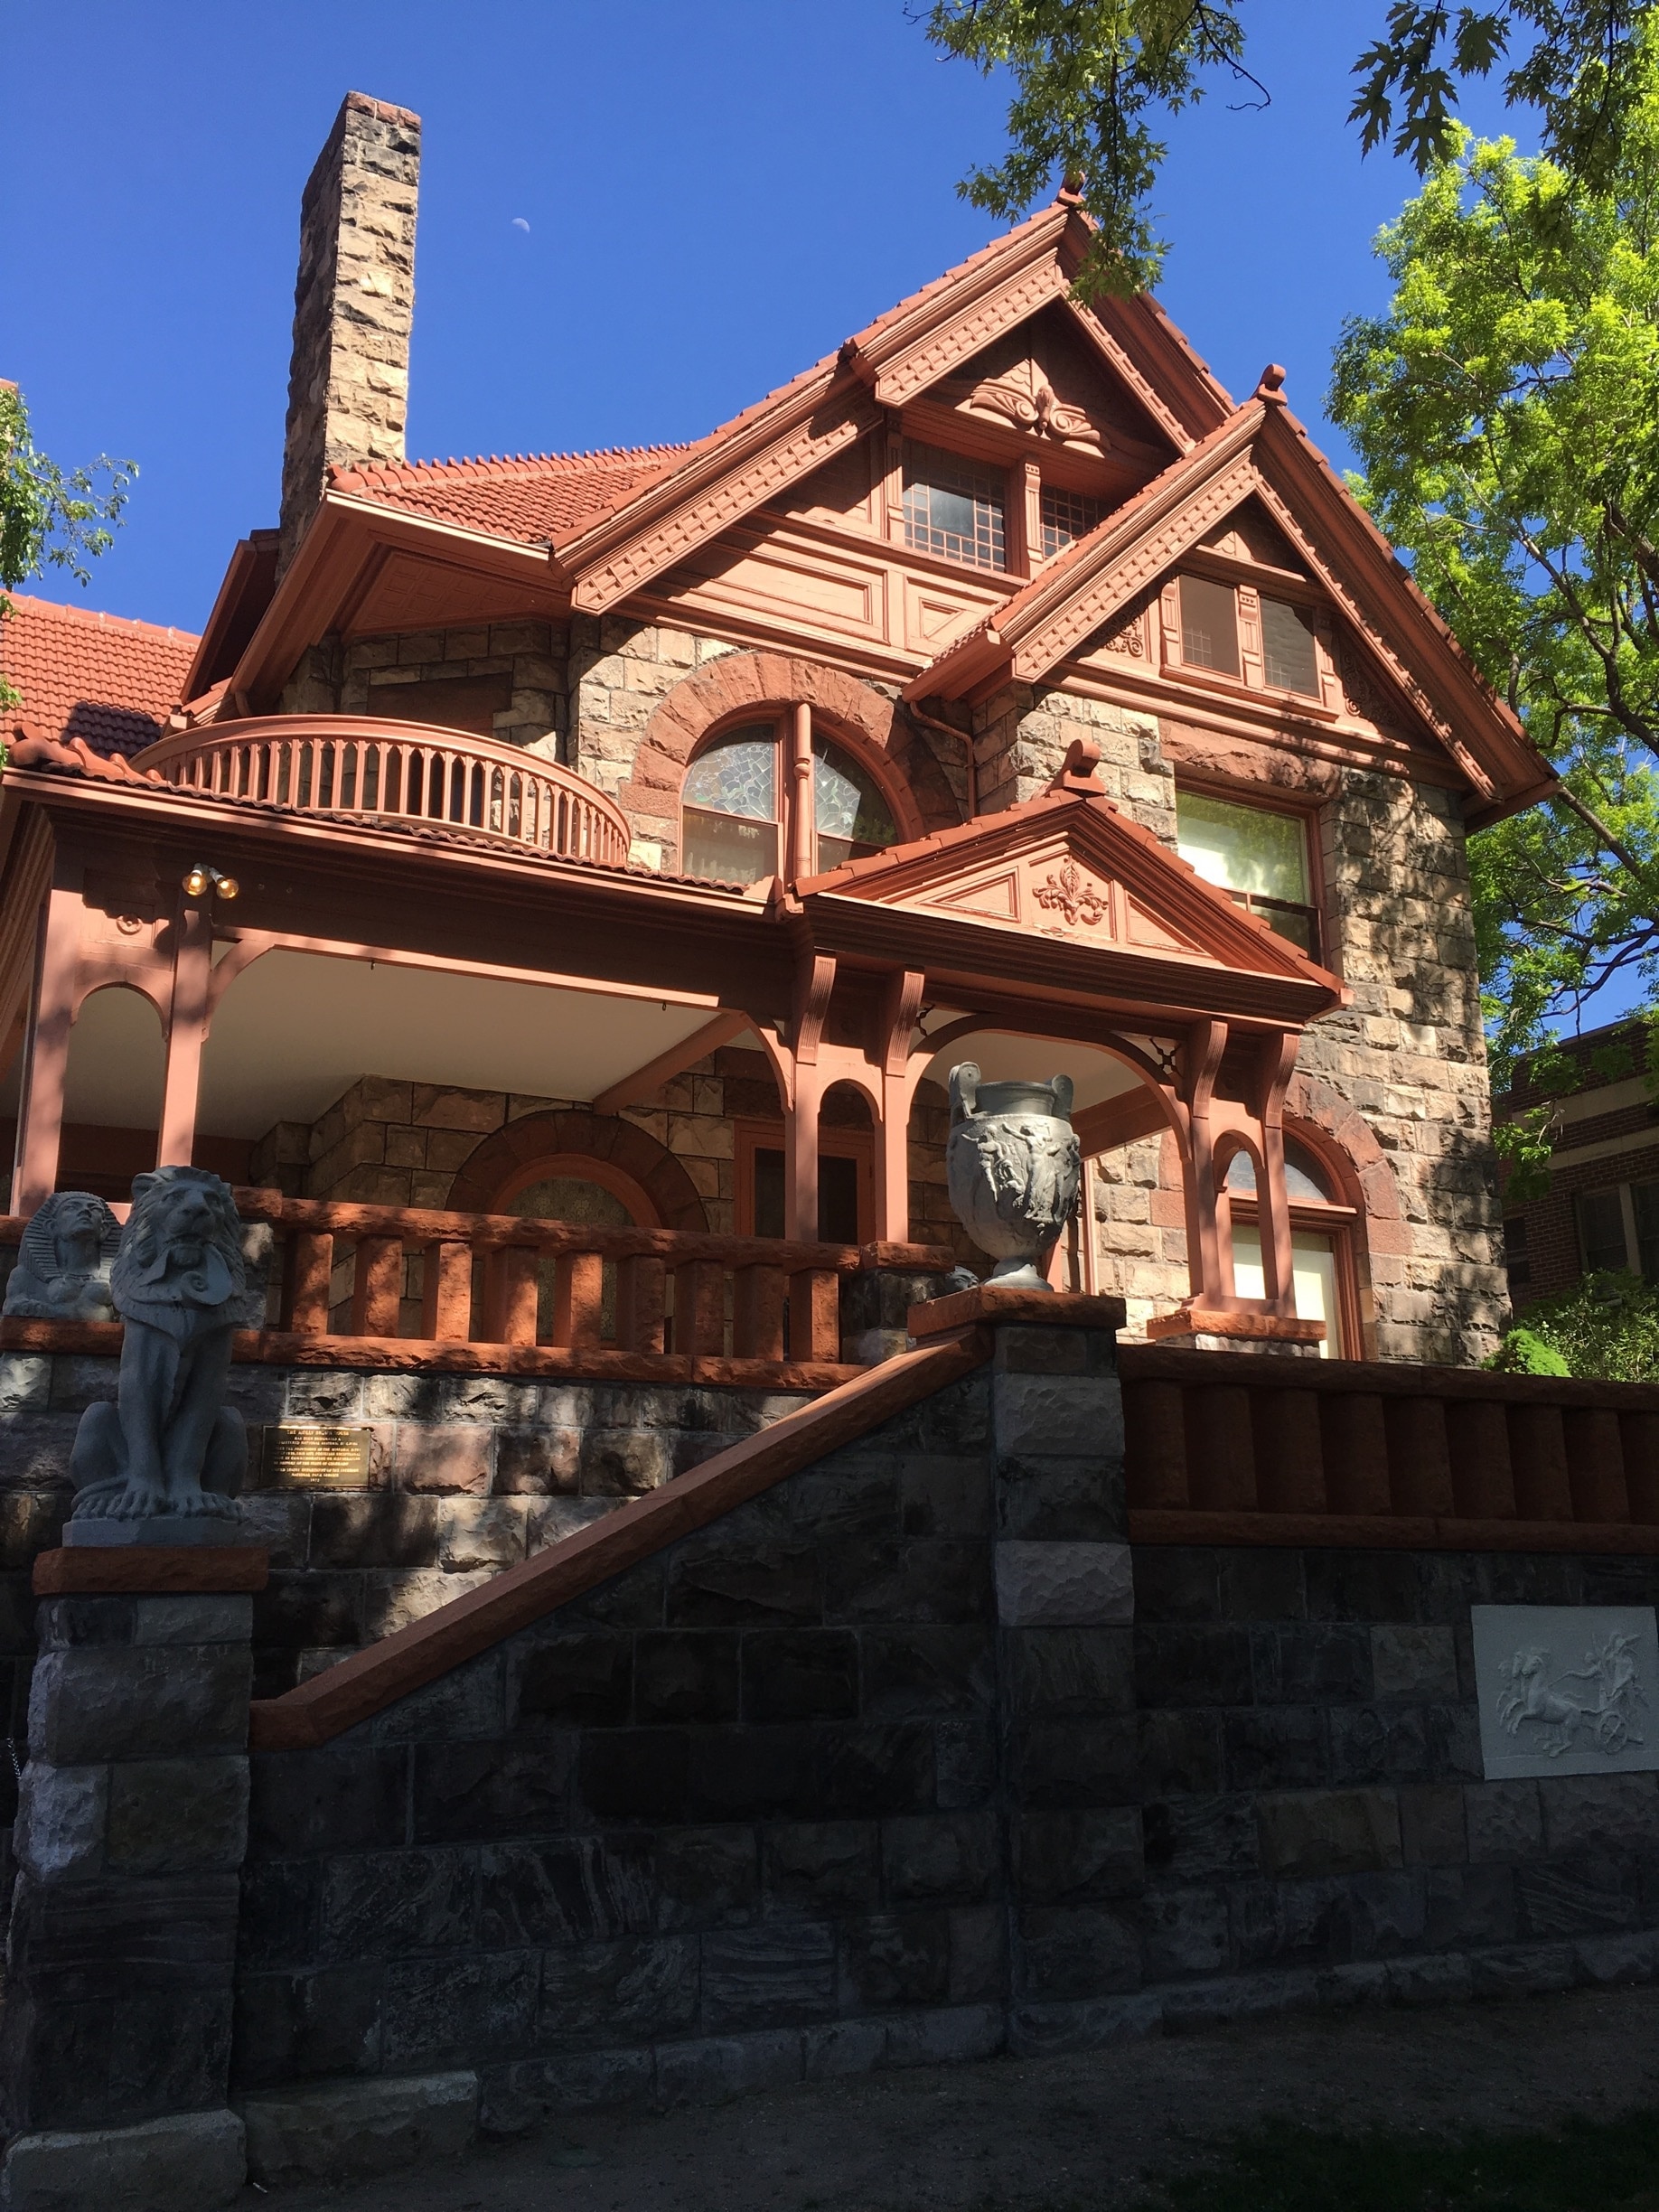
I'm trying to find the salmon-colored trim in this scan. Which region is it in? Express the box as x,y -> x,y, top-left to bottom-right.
1129,1508 -> 1659,1554
33,1546 -> 270,1595
907,1284 -> 1126,1338
248,1326 -> 991,1749
0,1315 -> 868,1392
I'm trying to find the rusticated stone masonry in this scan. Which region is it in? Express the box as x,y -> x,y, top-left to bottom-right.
277,92 -> 420,578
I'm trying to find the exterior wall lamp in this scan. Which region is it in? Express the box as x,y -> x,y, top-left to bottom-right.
182,864 -> 239,902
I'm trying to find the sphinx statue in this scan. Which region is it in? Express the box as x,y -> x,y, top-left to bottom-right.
3,1192 -> 121,1321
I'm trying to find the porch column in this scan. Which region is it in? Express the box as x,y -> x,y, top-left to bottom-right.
784,1063 -> 822,1240
1177,1020 -> 1230,1308
873,970 -> 927,1244
12,889 -> 83,1218
157,901 -> 213,1169
1253,1033 -> 1301,1318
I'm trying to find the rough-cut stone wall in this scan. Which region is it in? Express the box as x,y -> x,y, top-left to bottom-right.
568,624 -> 971,872
230,1324 -> 1659,2122
247,1058 -> 960,1258
969,685 -> 1506,1362
1300,773 -> 1507,1364
339,623 -> 566,755
970,685 -> 1175,834
278,93 -> 420,578
567,619 -> 740,866
0,1348 -> 811,1704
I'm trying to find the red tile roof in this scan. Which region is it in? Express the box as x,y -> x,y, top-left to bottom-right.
327,443 -> 702,544
325,204 -> 1083,551
0,593 -> 200,757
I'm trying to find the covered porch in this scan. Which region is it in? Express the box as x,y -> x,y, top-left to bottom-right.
0,725 -> 1347,1369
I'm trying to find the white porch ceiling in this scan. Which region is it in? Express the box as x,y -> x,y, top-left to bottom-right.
60,952 -> 733,1139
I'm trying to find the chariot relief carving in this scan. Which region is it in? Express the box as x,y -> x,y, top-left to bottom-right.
1472,1605 -> 1659,1779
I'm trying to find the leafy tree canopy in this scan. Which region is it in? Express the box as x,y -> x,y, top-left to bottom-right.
1327,42 -> 1659,1144
922,0 -> 1650,295
0,382 -> 134,712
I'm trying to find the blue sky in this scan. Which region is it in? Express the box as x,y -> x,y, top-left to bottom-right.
7,0 -> 1520,635
18,5 -> 1609,1021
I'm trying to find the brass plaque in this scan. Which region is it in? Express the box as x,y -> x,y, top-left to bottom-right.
264,1424 -> 373,1488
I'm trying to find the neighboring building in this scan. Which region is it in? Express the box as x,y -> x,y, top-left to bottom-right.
0,89 -> 1556,1364
1495,1016 -> 1659,1307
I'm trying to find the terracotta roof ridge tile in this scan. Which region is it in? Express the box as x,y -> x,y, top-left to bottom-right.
1,591 -> 201,648
329,440 -> 703,493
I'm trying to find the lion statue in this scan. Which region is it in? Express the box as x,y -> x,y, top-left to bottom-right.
69,1165 -> 248,1531
3,1192 -> 121,1320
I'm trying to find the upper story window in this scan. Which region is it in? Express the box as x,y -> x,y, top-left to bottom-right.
681,719 -> 898,886
1176,575 -> 1323,698
1176,789 -> 1321,959
1040,485 -> 1103,560
902,442 -> 1006,571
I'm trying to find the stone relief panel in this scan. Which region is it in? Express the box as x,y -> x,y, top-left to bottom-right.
1472,1604 -> 1659,1780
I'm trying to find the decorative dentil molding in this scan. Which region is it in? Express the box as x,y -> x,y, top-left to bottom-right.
572,402 -> 882,612
873,259 -> 1068,409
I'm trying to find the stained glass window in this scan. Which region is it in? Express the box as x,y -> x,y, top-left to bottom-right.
1040,485 -> 1104,559
682,721 -> 897,886
902,443 -> 1006,571
681,725 -> 781,885
813,739 -> 896,871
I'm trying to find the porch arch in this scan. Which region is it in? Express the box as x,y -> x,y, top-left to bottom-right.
445,1109 -> 708,1232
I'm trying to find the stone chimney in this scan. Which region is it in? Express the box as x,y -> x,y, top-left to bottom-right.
276,91 -> 421,579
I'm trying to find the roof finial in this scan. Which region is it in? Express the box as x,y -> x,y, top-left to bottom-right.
1056,172 -> 1085,207
1255,363 -> 1288,404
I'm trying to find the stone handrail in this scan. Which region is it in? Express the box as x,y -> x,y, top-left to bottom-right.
1119,1340 -> 1659,1539
132,715 -> 632,864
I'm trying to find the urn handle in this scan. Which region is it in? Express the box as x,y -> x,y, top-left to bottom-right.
948,1061 -> 980,1127
1050,1073 -> 1074,1121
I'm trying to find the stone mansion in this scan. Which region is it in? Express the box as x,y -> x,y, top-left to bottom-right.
0,89 -> 1554,1371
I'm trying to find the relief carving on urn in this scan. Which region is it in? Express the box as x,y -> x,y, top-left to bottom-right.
945,1063 -> 1081,1291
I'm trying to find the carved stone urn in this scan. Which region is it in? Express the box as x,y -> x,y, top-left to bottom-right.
945,1063 -> 1081,1291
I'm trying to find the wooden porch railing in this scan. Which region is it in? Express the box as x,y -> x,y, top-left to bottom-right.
132,717 -> 632,865
1120,1342 -> 1659,1541
0,1199 -> 955,1381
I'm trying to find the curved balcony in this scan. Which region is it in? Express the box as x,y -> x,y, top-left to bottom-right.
133,716 -> 632,866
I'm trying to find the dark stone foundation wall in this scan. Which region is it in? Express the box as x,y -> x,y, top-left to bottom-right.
0,1353 -> 812,1705
1125,1543 -> 1659,2017
232,1341 -> 1659,2123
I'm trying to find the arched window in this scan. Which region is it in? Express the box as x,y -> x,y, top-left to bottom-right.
1223,1135 -> 1361,1357
681,717 -> 898,886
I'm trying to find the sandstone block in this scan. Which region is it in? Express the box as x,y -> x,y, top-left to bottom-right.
239,2071 -> 476,2185
0,2108 -> 246,2212
996,1542 -> 1132,1626
13,1765 -> 107,1882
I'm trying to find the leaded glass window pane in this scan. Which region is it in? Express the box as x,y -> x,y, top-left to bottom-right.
812,739 -> 896,872
682,809 -> 780,886
1176,792 -> 1309,904
1223,1140 -> 1332,1203
1179,575 -> 1240,675
1261,595 -> 1320,695
1040,484 -> 1103,559
682,726 -> 777,820
902,443 -> 1006,571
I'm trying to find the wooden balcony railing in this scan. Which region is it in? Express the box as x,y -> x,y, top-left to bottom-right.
133,717 -> 632,866
1120,1342 -> 1659,1542
0,1198 -> 956,1384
